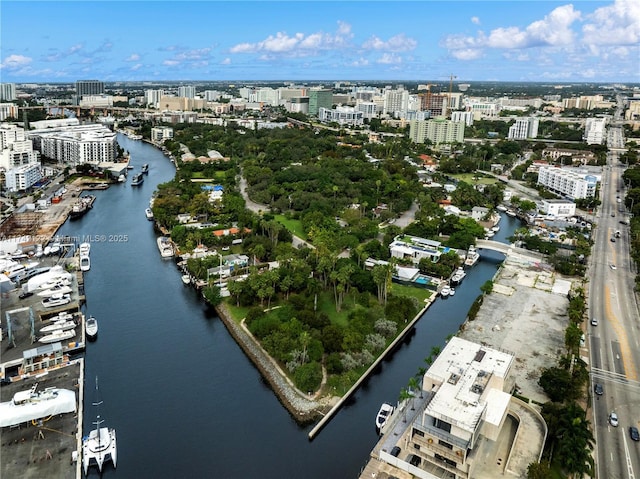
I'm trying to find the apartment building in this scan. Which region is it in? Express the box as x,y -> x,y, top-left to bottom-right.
507,117 -> 539,140
383,88 -> 410,117
76,80 -> 104,97
318,106 -> 364,126
409,119 -> 465,145
583,117 -> 607,145
308,89 -> 333,116
150,126 -> 174,143
5,163 -> 43,192
537,166 -> 598,199
0,83 -> 17,101
1,124 -> 42,192
28,124 -> 117,166
451,111 -> 474,126
0,103 -> 19,121
178,86 -> 196,99
145,89 -> 165,108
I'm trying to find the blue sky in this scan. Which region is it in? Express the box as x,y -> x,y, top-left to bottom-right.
1,1 -> 639,83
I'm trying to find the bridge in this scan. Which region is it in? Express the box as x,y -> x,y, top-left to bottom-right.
475,239 -> 546,262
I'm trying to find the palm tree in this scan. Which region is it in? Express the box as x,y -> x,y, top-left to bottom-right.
408,377 -> 420,407
398,388 -> 413,423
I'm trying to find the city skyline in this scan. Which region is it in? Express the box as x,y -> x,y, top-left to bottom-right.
1,0 -> 639,84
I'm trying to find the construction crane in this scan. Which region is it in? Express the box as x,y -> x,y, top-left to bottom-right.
447,74 -> 457,118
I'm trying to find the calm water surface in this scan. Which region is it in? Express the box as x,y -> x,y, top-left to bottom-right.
57,135 -> 519,478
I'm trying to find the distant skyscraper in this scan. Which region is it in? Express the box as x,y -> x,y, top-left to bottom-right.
308,89 -> 333,116
76,80 -> 104,97
0,83 -> 17,101
178,86 -> 196,98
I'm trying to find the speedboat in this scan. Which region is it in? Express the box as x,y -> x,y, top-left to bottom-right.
496,205 -> 508,212
464,246 -> 480,267
83,378 -> 117,475
39,328 -> 76,344
86,316 -> 98,340
141,163 -> 149,174
440,285 -> 451,297
40,318 -> 76,334
37,284 -> 73,297
41,293 -> 71,308
79,242 -> 91,256
118,174 -> 126,183
145,208 -> 154,220
80,255 -> 91,272
181,274 -> 191,285
449,288 -> 456,296
375,403 -> 394,434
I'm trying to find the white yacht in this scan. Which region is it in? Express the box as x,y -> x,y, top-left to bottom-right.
440,285 -> 451,297
39,328 -> 76,344
41,293 -> 71,308
451,267 -> 466,285
145,208 -> 154,220
80,255 -> 91,272
464,246 -> 480,267
37,284 -> 73,297
375,403 -> 394,434
40,318 -> 76,334
157,237 -> 174,258
79,242 -> 91,256
83,378 -> 117,475
141,163 -> 149,174
181,274 -> 191,285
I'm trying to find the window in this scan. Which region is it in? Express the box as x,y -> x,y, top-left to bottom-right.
434,418 -> 452,433
438,440 -> 453,450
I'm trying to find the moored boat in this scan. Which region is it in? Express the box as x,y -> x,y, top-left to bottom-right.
451,267 -> 466,285
69,195 -> 96,220
83,377 -> 117,475
181,274 -> 191,285
86,316 -> 98,340
157,236 -> 174,258
464,246 -> 480,267
440,284 -> 451,297
39,328 -> 76,344
79,242 -> 91,256
41,293 -> 71,308
145,208 -> 154,220
37,284 -> 73,297
375,403 -> 394,434
80,255 -> 91,272
40,318 -> 76,334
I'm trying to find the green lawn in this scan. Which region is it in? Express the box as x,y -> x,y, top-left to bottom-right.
390,283 -> 434,304
452,173 -> 498,185
274,214 -> 307,240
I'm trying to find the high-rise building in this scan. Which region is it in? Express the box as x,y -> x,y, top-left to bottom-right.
507,117 -> 539,140
583,118 -> 607,145
537,167 -> 598,199
409,119 -> 465,145
0,83 -> 17,101
178,86 -> 196,98
144,89 -> 165,108
308,89 -> 333,116
76,80 -> 104,97
0,123 -> 42,192
383,88 -> 409,116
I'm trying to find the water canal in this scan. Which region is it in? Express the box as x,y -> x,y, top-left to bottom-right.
57,134 -> 522,478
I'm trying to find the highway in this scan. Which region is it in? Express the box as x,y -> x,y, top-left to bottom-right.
589,146 -> 640,478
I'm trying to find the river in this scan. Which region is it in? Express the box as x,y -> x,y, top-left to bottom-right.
56,134 -> 521,478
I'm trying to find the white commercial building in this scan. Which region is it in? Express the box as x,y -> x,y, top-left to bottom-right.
0,83 -> 17,101
28,124 -> 117,166
409,119 -> 465,145
318,106 -> 364,126
451,111 -> 474,126
178,86 -> 196,98
151,126 -> 174,143
537,166 -> 598,199
539,199 -> 576,217
583,117 -> 607,145
144,89 -> 165,108
507,117 -> 539,140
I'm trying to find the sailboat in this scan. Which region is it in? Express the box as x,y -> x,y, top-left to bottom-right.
82,377 -> 117,475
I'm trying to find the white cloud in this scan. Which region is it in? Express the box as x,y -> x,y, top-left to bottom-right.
471,16 -> 481,25
582,0 -> 640,46
362,33 -> 417,52
130,63 -> 142,71
162,48 -> 212,68
221,58 -> 231,65
0,54 -> 32,69
126,54 -> 140,62
376,53 -> 402,64
229,21 -> 353,56
442,4 -> 580,59
350,57 -> 369,67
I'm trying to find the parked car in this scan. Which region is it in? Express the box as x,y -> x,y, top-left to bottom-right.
390,446 -> 401,457
630,426 -> 639,441
610,264 -> 617,270
594,383 -> 604,396
408,454 -> 421,467
591,317 -> 598,326
609,412 -> 619,427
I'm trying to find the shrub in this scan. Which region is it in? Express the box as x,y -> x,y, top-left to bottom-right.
293,362 -> 323,392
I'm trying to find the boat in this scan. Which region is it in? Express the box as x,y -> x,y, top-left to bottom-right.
35,277 -> 71,292
80,255 -> 91,272
39,328 -> 76,344
449,288 -> 456,296
464,246 -> 480,267
375,403 -> 394,434
79,242 -> 91,256
118,174 -> 126,183
83,377 -> 117,475
126,164 -> 134,170
47,242 -> 61,256
40,318 -> 76,334
145,208 -> 154,220
141,163 -> 149,174
506,209 -> 517,217
69,195 -> 96,220
157,236 -> 174,258
440,285 -> 451,297
451,267 -> 466,285
0,384 -> 77,428
37,284 -> 73,297
496,205 -> 508,212
130,172 -> 144,186
491,225 -> 500,232
181,274 -> 191,285
86,316 -> 98,340
41,293 -> 71,308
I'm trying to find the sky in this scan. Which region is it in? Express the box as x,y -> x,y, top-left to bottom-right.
1,0 -> 639,83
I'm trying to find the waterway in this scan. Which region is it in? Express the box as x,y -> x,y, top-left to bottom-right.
57,134 -> 522,478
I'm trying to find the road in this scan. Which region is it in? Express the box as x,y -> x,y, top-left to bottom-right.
589,148 -> 640,479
